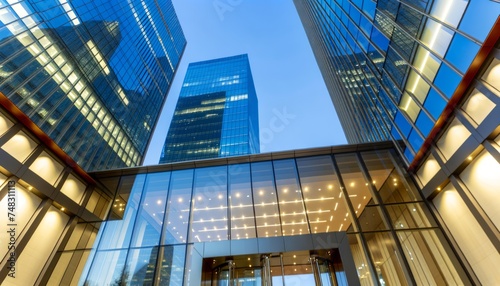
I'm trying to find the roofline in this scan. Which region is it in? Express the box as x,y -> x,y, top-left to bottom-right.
90,141 -> 396,178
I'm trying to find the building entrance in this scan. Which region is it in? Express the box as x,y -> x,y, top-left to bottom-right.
204,250 -> 343,286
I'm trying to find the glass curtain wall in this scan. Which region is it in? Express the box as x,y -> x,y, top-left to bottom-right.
63,146 -> 471,285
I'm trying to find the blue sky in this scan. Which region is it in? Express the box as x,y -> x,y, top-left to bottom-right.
143,0 -> 346,165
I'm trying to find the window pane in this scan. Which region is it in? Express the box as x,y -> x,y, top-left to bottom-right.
445,33 -> 480,74
123,247 -> 158,285
99,175 -> 146,250
228,164 -> 256,239
386,203 -> 436,229
274,159 -> 309,236
397,229 -> 468,285
190,166 -> 228,242
85,249 -> 128,285
158,245 -> 186,285
296,156 -> 349,232
364,232 -> 409,285
335,153 -> 374,211
163,169 -> 193,245
130,172 -> 170,247
251,161 -> 281,238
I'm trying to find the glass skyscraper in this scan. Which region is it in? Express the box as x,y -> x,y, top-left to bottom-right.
159,54 -> 260,163
0,0 -> 186,171
295,0 -> 500,284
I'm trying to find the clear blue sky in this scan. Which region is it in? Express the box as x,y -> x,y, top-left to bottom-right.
143,1 -> 346,165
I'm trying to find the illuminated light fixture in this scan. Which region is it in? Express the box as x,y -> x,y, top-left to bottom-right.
328,185 -> 333,189
178,198 -> 183,203
218,194 -> 223,199
157,200 -> 162,205
437,187 -> 442,191
236,193 -> 240,198
467,156 -> 473,161
61,207 -> 65,211
350,182 -> 355,187
334,203 -> 338,211
259,190 -> 264,195
283,189 -> 288,193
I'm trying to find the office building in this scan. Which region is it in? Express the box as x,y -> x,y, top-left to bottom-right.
295,0 -> 500,284
160,54 -> 260,163
52,140 -> 473,285
0,0 -> 186,171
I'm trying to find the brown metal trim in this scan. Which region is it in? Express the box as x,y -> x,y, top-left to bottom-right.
409,17 -> 500,172
0,92 -> 96,184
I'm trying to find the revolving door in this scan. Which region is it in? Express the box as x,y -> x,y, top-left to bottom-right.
204,250 -> 343,286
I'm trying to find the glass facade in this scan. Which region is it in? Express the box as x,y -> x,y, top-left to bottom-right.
294,0 -> 500,164
0,0 -> 186,171
160,54 -> 260,163
295,1 -> 500,284
69,143 -> 470,285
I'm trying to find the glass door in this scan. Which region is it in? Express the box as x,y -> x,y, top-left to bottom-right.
212,260 -> 235,286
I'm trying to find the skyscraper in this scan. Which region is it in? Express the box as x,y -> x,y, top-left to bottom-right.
295,0 -> 500,284
159,54 -> 260,163
0,0 -> 186,171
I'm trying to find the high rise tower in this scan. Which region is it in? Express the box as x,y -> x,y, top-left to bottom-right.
0,0 -> 186,171
159,54 -> 260,163
295,0 -> 500,284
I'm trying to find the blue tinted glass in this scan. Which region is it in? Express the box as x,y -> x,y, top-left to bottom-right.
98,175 -> 146,250
158,245 -> 186,285
391,125 -> 403,140
404,147 -> 415,163
394,111 -> 412,137
423,88 -> 447,120
123,247 -> 158,285
130,172 -> 170,247
459,0 -> 500,42
415,111 -> 434,137
363,0 -> 376,19
445,34 -> 480,73
360,15 -> 373,35
371,27 -> 390,51
408,129 -> 424,151
434,64 -> 461,98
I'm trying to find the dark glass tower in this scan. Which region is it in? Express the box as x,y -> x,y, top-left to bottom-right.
0,0 -> 186,171
294,0 -> 499,164
159,54 -> 260,163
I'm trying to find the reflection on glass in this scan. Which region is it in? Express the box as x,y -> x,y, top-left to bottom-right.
130,172 -> 170,247
251,161 -> 281,238
158,245 -> 186,285
85,249 -> 128,285
190,166 -> 228,243
361,150 -> 420,203
296,156 -> 349,232
228,164 -> 256,239
99,175 -> 146,250
348,234 -> 375,286
397,229 -> 466,285
123,247 -> 158,285
364,232 -> 409,286
274,159 -> 309,236
335,154 -> 373,217
358,206 -> 388,232
163,170 -> 193,245
386,203 -> 435,229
